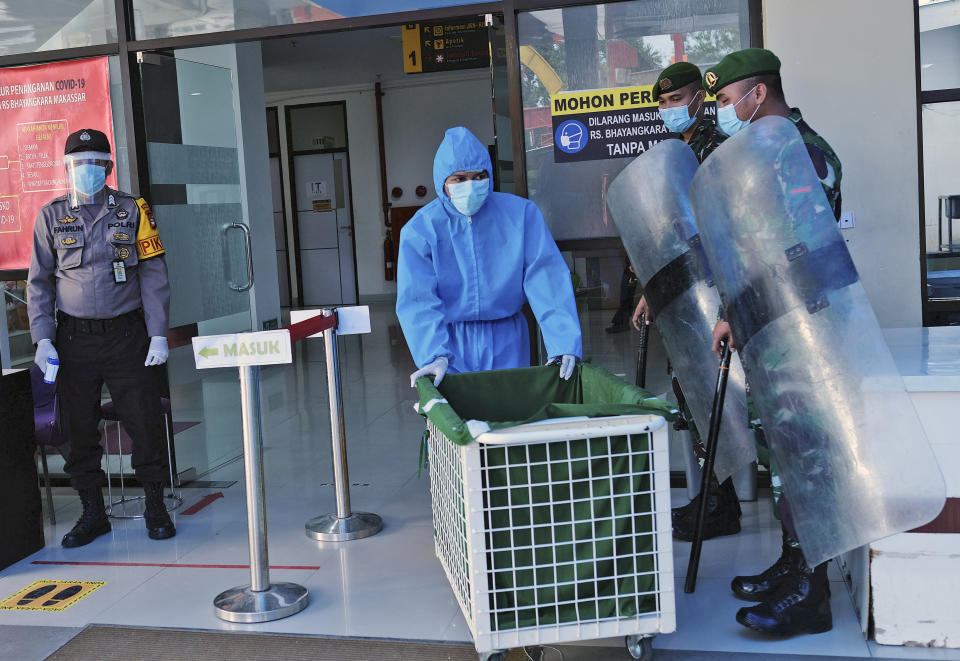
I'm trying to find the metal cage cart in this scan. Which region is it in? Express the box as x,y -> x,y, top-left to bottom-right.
417,365 -> 677,661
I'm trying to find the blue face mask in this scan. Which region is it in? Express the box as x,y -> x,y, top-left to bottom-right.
447,179 -> 489,216
658,91 -> 703,134
70,164 -> 107,196
716,85 -> 760,136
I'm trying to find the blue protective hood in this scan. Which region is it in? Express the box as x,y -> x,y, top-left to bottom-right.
432,127 -> 493,213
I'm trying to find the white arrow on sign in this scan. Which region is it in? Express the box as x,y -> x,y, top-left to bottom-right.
192,329 -> 293,370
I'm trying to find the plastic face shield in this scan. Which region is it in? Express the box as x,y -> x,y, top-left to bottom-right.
64,151 -> 111,207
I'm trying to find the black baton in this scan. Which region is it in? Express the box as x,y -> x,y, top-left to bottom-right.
684,340 -> 732,594
635,312 -> 649,388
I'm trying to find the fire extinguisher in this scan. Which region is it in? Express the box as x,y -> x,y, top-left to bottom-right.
384,233 -> 395,281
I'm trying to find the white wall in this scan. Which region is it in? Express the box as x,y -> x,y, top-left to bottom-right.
382,75 -> 494,208
266,71 -> 493,300
764,0 -> 922,328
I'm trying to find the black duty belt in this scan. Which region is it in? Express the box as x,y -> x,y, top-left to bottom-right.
726,239 -> 858,349
642,234 -> 715,316
57,308 -> 144,335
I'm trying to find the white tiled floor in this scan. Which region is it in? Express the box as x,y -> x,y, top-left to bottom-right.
2,302 -> 959,660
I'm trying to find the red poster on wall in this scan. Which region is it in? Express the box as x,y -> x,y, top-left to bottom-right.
0,57 -> 115,272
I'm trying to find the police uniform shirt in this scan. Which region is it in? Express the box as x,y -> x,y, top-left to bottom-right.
27,187 -> 170,343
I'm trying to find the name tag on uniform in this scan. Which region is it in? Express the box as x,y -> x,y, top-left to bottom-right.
112,260 -> 127,283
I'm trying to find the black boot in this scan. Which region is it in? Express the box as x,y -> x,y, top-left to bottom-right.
673,475 -> 741,521
143,482 -> 176,540
731,531 -> 806,601
736,561 -> 832,636
672,476 -> 741,541
62,487 -> 111,548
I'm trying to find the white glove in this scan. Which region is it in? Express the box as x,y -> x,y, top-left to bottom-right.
34,339 -> 58,370
145,336 -> 169,366
548,355 -> 577,380
410,356 -> 449,388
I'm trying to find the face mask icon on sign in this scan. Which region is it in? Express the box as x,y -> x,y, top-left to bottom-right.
559,122 -> 584,151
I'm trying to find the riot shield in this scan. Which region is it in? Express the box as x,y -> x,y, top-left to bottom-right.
689,116 -> 946,566
606,138 -> 756,481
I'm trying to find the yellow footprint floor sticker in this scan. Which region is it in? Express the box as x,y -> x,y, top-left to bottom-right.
0,580 -> 105,611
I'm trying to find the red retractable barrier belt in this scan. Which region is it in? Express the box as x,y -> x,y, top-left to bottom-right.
283,311 -> 337,343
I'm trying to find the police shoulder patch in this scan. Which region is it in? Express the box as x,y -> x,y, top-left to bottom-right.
57,216 -> 77,224
136,198 -> 156,230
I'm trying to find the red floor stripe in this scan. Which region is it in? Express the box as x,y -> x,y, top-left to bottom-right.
181,492 -> 224,515
32,560 -> 322,570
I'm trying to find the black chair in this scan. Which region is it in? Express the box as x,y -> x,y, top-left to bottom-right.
100,397 -> 182,518
30,365 -> 70,525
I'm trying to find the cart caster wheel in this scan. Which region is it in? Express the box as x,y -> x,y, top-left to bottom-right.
625,635 -> 654,660
479,653 -> 504,661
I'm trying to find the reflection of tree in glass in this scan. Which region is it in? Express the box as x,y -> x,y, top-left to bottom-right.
683,29 -> 740,68
521,37 -> 664,108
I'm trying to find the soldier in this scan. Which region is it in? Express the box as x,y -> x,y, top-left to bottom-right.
631,61 -> 742,542
706,49 -> 842,636
27,128 -> 176,547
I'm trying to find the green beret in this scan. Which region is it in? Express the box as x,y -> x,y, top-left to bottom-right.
703,48 -> 781,94
654,62 -> 702,100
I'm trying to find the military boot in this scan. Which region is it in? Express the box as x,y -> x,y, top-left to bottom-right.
62,487 -> 111,548
143,482 -> 176,540
736,561 -> 832,636
672,476 -> 741,541
730,532 -> 807,601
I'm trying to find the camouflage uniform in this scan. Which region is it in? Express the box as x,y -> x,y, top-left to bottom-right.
750,111 -> 842,531
787,108 -> 842,220
687,116 -> 727,165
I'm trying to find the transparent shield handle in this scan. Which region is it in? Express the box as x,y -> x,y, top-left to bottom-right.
225,222 -> 254,292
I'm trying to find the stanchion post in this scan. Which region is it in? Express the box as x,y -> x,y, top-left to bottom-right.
213,364 -> 309,622
305,309 -> 383,542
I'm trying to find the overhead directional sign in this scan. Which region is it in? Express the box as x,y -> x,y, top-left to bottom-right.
192,329 -> 292,370
401,19 -> 489,74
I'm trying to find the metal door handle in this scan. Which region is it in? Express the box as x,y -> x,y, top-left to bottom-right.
225,222 -> 254,292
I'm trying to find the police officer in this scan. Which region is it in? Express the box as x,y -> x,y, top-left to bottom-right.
705,49 -> 842,637
630,62 -> 742,542
27,128 -> 176,547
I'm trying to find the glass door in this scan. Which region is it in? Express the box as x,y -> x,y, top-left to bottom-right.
488,13 -> 515,194
138,53 -> 253,478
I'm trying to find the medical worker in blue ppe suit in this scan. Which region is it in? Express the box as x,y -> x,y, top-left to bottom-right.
397,126 -> 582,387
